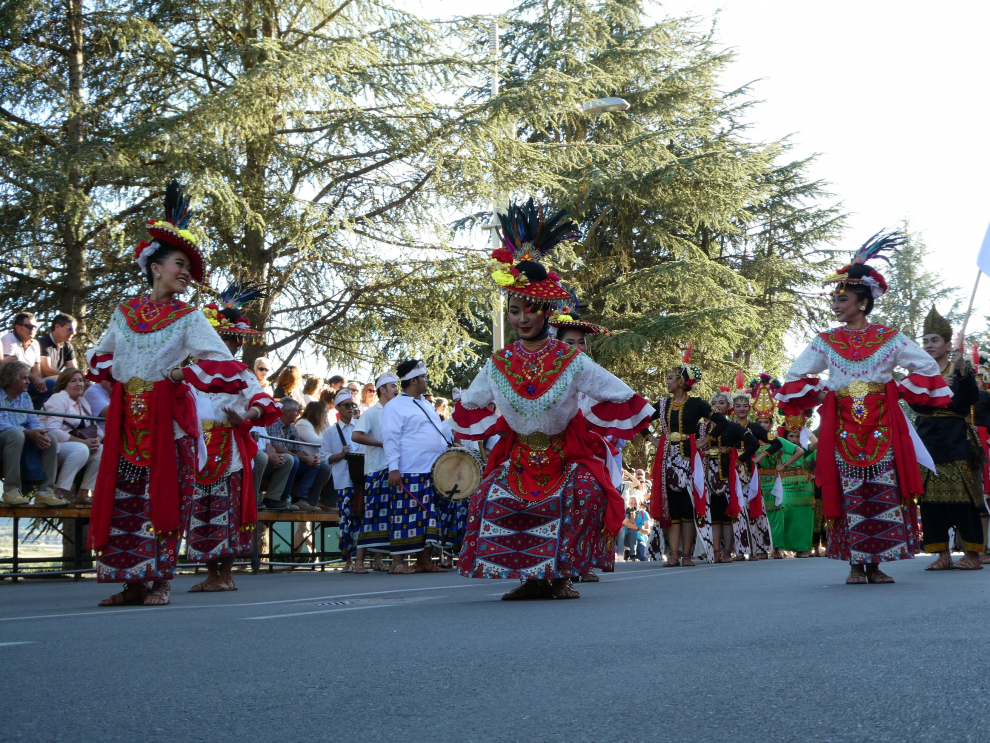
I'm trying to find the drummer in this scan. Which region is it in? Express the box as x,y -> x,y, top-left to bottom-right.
351,371 -> 399,573
320,388 -> 365,573
382,359 -> 452,573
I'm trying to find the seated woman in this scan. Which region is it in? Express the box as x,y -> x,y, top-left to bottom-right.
43,368 -> 103,506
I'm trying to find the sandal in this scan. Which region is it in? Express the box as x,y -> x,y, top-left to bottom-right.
188,579 -> 214,592
501,579 -> 553,601
577,571 -> 599,583
954,557 -> 983,571
845,569 -> 867,585
865,568 -> 895,584
680,555 -> 695,567
414,562 -> 444,573
550,578 -> 580,599
143,581 -> 171,606
664,551 -> 680,568
772,549 -> 784,559
203,578 -> 236,592
979,553 -> 990,565
925,554 -> 954,571
732,554 -> 746,562
353,565 -> 370,574
713,550 -> 722,564
373,560 -> 388,572
389,562 -> 416,574
341,564 -> 353,573
98,582 -> 149,606
720,552 -> 733,564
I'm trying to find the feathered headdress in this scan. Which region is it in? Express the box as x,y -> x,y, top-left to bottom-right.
136,179 -> 208,284
548,286 -> 612,336
731,369 -> 752,405
203,281 -> 267,344
489,198 -> 579,302
823,230 -> 905,299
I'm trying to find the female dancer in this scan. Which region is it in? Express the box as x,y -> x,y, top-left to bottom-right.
697,390 -> 755,563
187,286 -> 279,592
753,414 -> 806,557
776,231 -> 950,584
728,385 -> 775,560
646,351 -> 730,567
452,200 -> 652,599
87,181 -> 271,606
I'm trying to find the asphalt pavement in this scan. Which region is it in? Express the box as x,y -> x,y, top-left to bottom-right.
1,556 -> 989,743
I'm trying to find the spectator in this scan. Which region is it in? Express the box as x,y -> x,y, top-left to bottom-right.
358,382 -> 376,412
83,377 -> 112,438
42,368 -> 102,506
293,401 -> 333,550
261,399 -> 302,511
319,387 -> 339,424
621,496 -> 651,561
326,375 -> 345,393
302,376 -> 323,405
0,360 -> 61,505
273,365 -> 305,406
346,380 -> 360,401
434,396 -> 449,419
1,312 -> 47,397
263,398 -> 327,514
38,314 -> 79,379
423,392 -> 435,405
252,357 -> 273,394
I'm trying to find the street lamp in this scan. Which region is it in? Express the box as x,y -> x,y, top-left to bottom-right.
485,23 -> 631,352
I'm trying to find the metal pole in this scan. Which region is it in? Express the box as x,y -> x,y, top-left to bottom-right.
489,21 -> 505,353
0,406 -> 104,422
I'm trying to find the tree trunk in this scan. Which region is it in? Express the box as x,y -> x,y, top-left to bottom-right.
62,0 -> 89,333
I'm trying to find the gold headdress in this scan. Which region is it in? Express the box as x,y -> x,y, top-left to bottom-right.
923,306 -> 952,341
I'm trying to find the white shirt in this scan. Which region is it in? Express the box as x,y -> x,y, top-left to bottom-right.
319,419 -> 364,489
84,382 -> 111,436
354,402 -> 386,475
382,394 -> 450,474
1,332 -> 41,368
295,418 -> 323,455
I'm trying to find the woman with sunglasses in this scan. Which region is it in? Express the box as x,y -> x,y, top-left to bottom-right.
253,357 -> 273,394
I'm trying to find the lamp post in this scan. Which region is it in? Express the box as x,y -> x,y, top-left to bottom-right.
483,22 -> 630,353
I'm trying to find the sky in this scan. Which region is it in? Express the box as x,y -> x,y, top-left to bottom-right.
402,0 -> 990,324
305,0 -> 990,378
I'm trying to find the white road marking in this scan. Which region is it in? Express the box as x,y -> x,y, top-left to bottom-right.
0,641 -> 35,647
243,604 -> 395,620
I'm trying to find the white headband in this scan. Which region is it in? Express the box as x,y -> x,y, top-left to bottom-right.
375,371 -> 397,389
452,387 -> 463,402
335,389 -> 354,405
399,361 -> 426,382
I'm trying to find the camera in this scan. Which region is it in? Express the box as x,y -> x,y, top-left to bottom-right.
625,506 -> 635,516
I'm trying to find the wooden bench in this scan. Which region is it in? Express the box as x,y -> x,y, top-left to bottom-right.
0,505 -> 343,580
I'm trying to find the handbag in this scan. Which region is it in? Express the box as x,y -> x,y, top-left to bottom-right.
68,422 -> 99,441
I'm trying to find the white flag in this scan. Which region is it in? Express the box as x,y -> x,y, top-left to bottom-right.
977,221 -> 990,277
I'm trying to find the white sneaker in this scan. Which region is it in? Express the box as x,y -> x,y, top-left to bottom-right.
33,491 -> 69,507
2,489 -> 30,506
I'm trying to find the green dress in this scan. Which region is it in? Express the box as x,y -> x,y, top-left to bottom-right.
758,438 -> 814,552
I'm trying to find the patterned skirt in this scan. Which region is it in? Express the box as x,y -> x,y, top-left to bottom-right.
458,463 -> 613,580
337,487 -> 359,558
187,469 -> 253,562
827,453 -> 918,564
357,470 -> 390,552
732,468 -> 773,556
389,472 -> 441,555
96,437 -> 197,583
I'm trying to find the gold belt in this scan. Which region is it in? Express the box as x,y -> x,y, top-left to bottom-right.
124,377 -> 156,395
202,419 -> 233,431
924,410 -> 966,420
836,381 -> 885,399
516,430 -> 566,452
704,447 -> 734,456
668,432 -> 687,443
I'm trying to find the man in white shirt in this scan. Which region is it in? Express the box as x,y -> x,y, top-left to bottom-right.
320,388 -> 365,572
1,312 -> 46,395
382,359 -> 450,573
352,371 -> 398,572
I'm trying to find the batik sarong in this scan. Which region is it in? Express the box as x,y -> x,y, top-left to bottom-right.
357,470 -> 390,552
458,463 -> 613,580
337,486 -> 359,558
96,437 -> 196,583
186,470 -> 252,562
437,495 -> 468,556
732,467 -> 772,556
827,453 -> 919,564
389,472 -> 441,555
